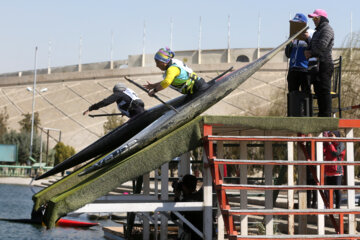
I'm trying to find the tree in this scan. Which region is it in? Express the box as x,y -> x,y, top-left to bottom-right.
0,107 -> 9,137
340,33 -> 360,176
18,112 -> 41,133
54,142 -> 76,166
103,110 -> 126,135
0,130 -> 42,164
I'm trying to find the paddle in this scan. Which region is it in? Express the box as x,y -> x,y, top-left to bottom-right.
124,76 -> 179,114
89,113 -> 124,118
333,104 -> 360,113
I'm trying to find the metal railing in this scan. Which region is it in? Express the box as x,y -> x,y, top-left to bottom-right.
0,165 -> 52,177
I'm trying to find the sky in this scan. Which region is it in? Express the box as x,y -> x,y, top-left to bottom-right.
0,0 -> 359,73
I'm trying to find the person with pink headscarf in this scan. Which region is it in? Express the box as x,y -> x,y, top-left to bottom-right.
304,9 -> 334,117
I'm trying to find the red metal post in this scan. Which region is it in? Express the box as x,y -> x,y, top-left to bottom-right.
339,213 -> 344,234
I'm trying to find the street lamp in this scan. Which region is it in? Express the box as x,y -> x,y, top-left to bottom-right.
28,46 -> 38,166
27,84 -> 48,166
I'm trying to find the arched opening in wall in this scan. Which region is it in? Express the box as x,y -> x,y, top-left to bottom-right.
236,55 -> 250,62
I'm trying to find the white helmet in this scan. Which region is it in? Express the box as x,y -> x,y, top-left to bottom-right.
113,83 -> 126,92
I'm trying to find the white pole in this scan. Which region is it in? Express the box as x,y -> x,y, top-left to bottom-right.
170,17 -> 173,49
39,129 -> 43,166
198,16 -> 202,64
350,11 -> 353,60
142,21 -> 146,67
110,30 -> 114,69
29,46 -> 38,165
257,13 -> 261,59
78,36 -> 82,72
47,41 -> 51,74
227,14 -> 231,63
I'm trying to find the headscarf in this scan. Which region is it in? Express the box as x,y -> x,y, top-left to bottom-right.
154,47 -> 175,63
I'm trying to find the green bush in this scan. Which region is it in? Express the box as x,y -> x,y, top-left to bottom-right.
53,142 -> 76,166
0,130 -> 42,164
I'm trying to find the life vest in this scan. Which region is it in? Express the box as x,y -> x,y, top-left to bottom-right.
117,88 -> 140,117
166,59 -> 199,94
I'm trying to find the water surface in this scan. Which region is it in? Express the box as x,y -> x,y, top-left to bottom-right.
0,184 -> 117,240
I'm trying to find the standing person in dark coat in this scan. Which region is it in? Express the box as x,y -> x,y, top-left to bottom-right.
305,9 -> 335,117
83,83 -> 145,118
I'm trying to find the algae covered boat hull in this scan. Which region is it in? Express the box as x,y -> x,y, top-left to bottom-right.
79,26 -> 308,176
35,67 -> 233,180
35,95 -> 187,180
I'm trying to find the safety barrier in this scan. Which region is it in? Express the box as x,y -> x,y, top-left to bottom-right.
0,165 -> 52,177
203,120 -> 360,240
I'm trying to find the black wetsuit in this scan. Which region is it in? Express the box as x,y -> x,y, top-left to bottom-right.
89,90 -> 145,118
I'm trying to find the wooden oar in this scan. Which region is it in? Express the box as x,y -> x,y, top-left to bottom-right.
124,76 -> 179,114
89,113 -> 124,118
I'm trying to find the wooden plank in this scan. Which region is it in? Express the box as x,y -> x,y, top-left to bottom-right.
160,163 -> 169,240
338,119 -> 360,128
212,159 -> 360,166
264,141 -> 273,235
297,143 -> 307,234
74,202 -> 203,213
316,132 -> 324,235
287,142 -> 294,235
232,234 -> 360,239
346,128 -> 356,234
219,184 -> 360,190
143,173 -> 150,240
203,150 -> 213,240
206,135 -> 360,142
240,137 -> 248,236
216,141 -> 225,240
227,209 -> 360,215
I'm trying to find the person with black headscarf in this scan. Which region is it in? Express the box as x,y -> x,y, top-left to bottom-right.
305,9 -> 335,117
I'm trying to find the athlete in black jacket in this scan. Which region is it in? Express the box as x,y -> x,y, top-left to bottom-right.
83,83 -> 144,118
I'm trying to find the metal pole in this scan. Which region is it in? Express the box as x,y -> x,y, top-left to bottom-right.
39,129 -> 43,166
198,16 -> 202,64
29,46 -> 38,166
227,15 -> 231,63
46,129 -> 50,166
142,21 -> 146,67
350,11 -> 353,60
170,17 -> 173,49
48,41 -> 51,74
257,13 -> 261,59
78,36 -> 82,72
110,30 -> 114,69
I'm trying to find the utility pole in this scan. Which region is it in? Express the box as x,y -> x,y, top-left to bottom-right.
198,16 -> 202,64
227,15 -> 231,63
142,21 -> 146,67
48,41 -> 51,74
257,13 -> 261,59
170,17 -> 173,49
350,11 -> 353,60
110,30 -> 114,69
29,46 -> 38,166
78,36 -> 82,72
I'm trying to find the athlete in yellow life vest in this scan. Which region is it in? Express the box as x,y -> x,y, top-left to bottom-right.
144,47 -> 208,96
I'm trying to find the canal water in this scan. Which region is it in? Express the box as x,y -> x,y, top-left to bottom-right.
0,184 -> 118,240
